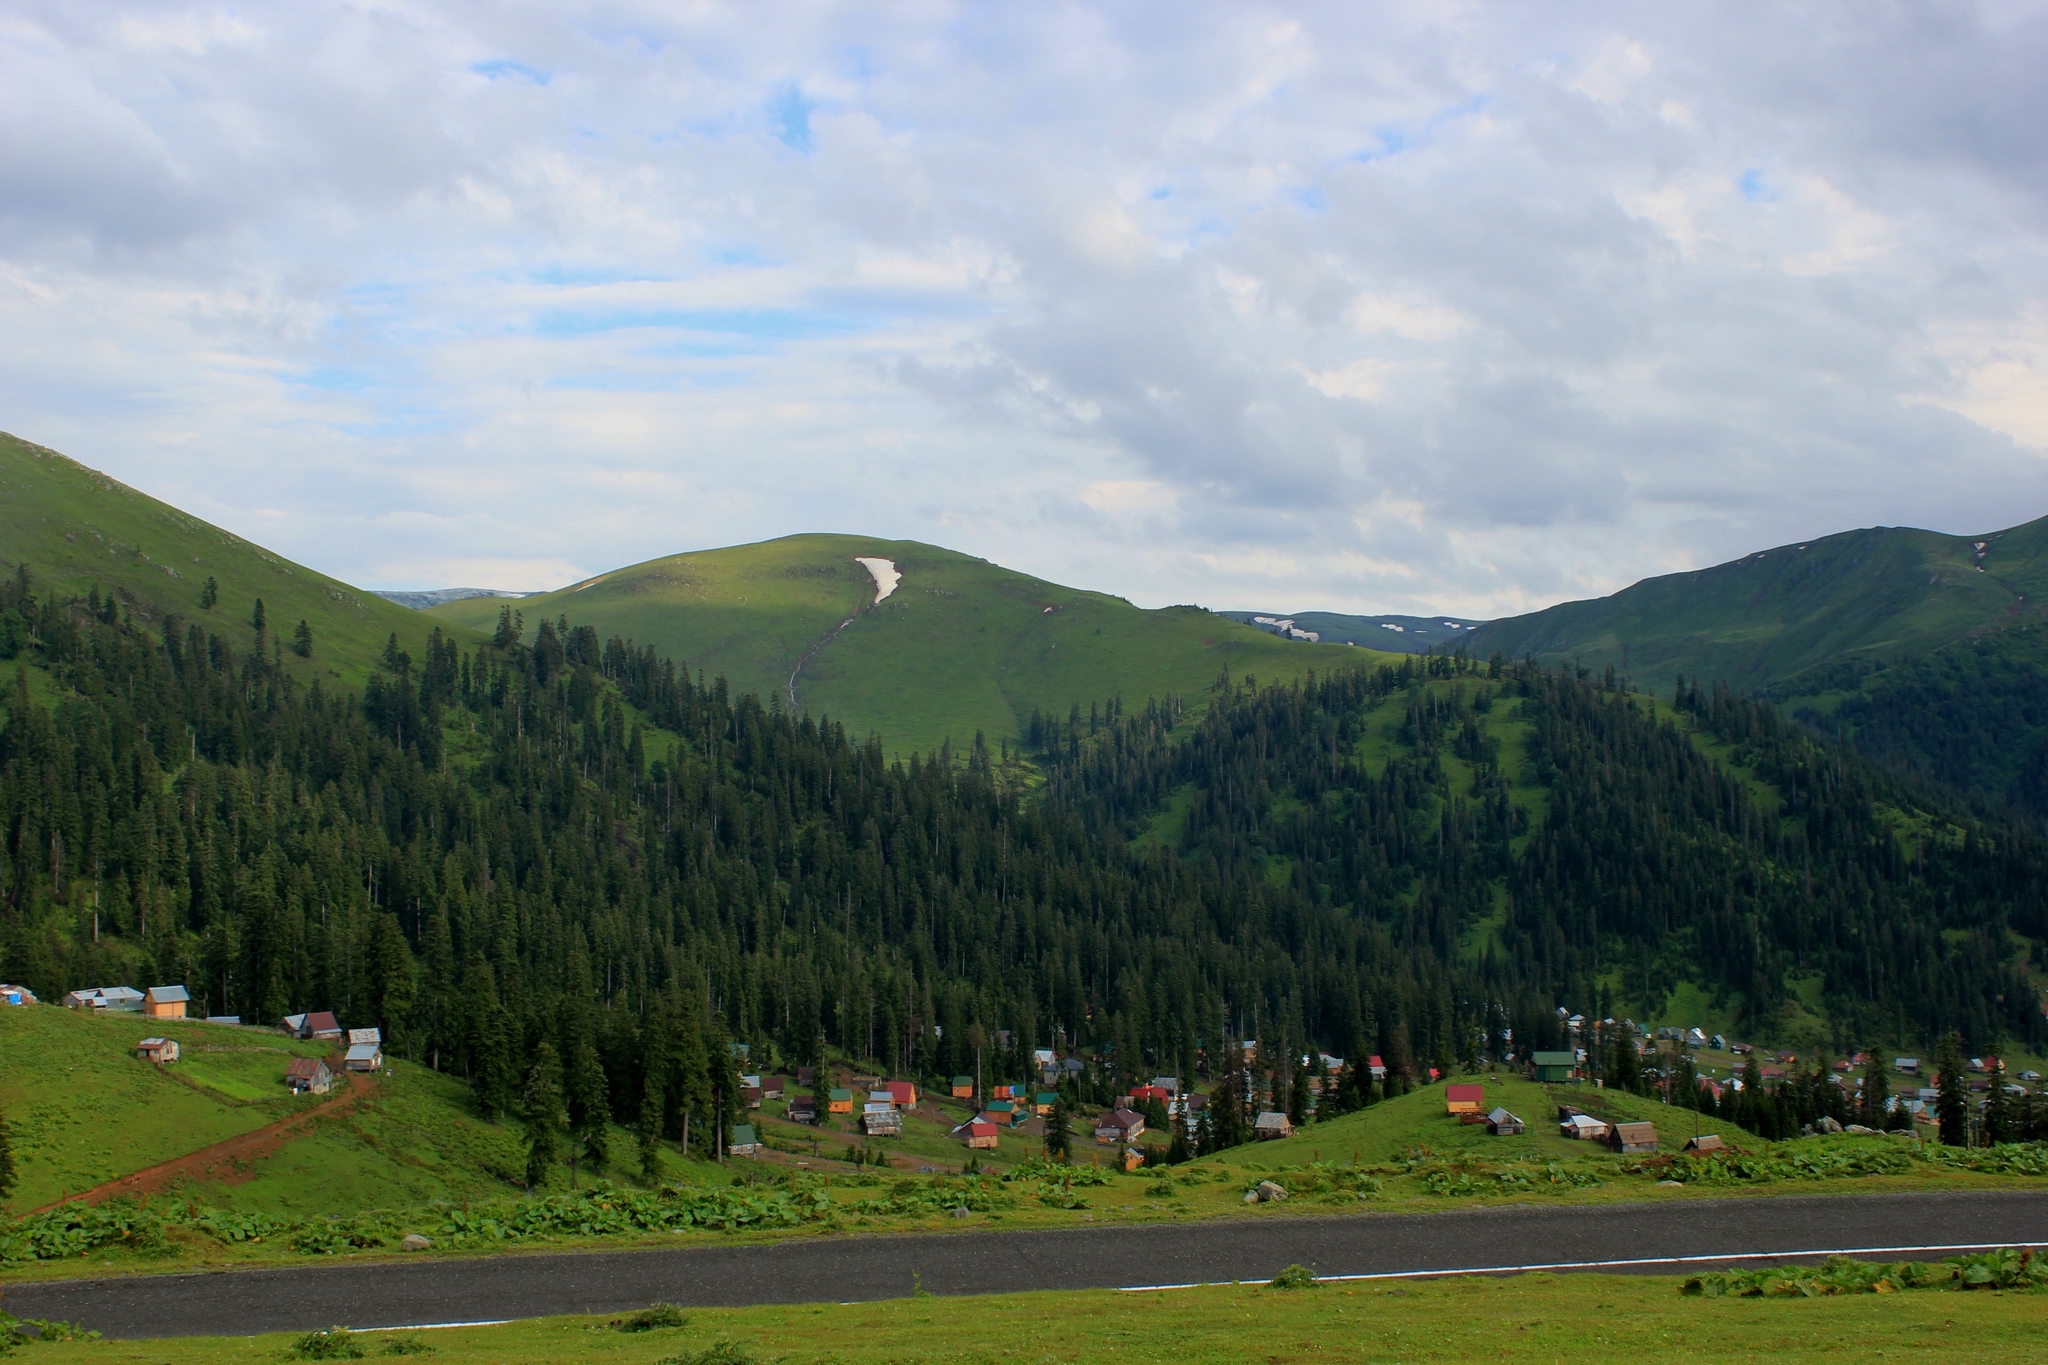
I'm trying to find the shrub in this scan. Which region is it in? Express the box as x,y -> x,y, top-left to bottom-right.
615,1304 -> 690,1332
287,1326 -> 366,1359
1681,1249 -> 2048,1297
655,1342 -> 757,1365
1268,1264 -> 1320,1290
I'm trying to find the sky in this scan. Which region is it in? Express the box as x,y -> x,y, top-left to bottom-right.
3,2 -> 2046,619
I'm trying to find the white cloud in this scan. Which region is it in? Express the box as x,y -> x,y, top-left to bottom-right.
1,1 -> 2045,621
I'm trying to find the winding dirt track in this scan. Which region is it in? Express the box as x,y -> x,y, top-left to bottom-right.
31,1066 -> 374,1214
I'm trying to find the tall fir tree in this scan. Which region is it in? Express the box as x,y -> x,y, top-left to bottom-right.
1044,1098 -> 1072,1163
523,1039 -> 566,1191
1860,1045 -> 1891,1128
0,1104 -> 15,1201
1935,1031 -> 1970,1147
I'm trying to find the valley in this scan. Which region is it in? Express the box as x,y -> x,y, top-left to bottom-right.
4,436 -> 2048,1342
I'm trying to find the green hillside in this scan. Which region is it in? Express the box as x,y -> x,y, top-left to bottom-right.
427,533 -> 1386,757
1460,515 -> 2048,693
0,1004 -> 541,1219
0,432 -> 481,683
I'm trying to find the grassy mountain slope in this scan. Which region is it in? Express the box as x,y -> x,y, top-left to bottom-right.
428,533 -> 1390,757
1217,609 -> 1489,653
0,432 -> 481,683
1460,516 -> 2048,693
0,1003 -> 558,1220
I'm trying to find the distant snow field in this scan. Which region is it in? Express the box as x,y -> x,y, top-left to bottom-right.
856,556 -> 900,605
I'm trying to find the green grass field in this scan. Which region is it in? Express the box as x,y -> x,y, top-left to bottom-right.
426,533 -> 1397,759
0,432 -> 481,686
18,1269 -> 2048,1363
0,1005 -> 543,1221
0,1006 -> 339,1215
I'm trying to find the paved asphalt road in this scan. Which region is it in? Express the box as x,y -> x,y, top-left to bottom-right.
7,1190 -> 2045,1339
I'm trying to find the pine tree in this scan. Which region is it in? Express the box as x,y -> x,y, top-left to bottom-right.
1860,1046 -> 1890,1128
1983,1059 -> 2017,1145
0,1104 -> 15,1201
1609,1033 -> 1640,1094
1287,1052 -> 1310,1127
1935,1031 -> 1970,1147
1209,1069 -> 1249,1150
370,912 -> 416,1048
563,996 -> 611,1181
291,620 -> 313,658
1165,1110 -> 1192,1164
1044,1099 -> 1072,1162
251,598 -> 265,632
523,1040 -> 566,1191
638,1070 -> 665,1183
199,576 -> 217,610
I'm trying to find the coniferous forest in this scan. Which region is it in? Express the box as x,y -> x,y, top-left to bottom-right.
3,565 -> 2046,1161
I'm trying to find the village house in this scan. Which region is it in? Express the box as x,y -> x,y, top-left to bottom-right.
1095,1108 -> 1145,1143
1033,1091 -> 1060,1116
730,1125 -> 761,1157
862,1102 -> 902,1136
883,1080 -> 917,1109
1608,1122 -> 1659,1155
1366,1055 -> 1387,1082
1684,1133 -> 1726,1152
1128,1084 -> 1172,1109
1486,1107 -> 1524,1136
282,1011 -> 343,1040
348,1028 -> 380,1047
0,984 -> 36,1006
1445,1083 -> 1486,1119
985,1099 -> 1017,1125
789,1093 -> 818,1123
64,986 -> 144,1012
1254,1111 -> 1293,1141
286,1057 -> 333,1094
344,1040 -> 383,1072
1149,1076 -> 1180,1096
143,985 -> 189,1019
1560,1112 -> 1610,1141
961,1120 -> 999,1150
1530,1050 -> 1578,1082
742,1085 -> 764,1109
827,1087 -> 854,1115
136,1037 -> 179,1065
1120,1145 -> 1146,1172
951,1075 -> 975,1099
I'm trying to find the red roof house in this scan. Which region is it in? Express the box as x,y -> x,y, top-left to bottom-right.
1446,1083 -> 1486,1117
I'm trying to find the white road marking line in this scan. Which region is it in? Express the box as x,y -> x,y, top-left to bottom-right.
1116,1242 -> 2044,1292
359,1320 -> 514,1331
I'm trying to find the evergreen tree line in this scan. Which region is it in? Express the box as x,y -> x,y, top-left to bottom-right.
4,566 -> 2046,1174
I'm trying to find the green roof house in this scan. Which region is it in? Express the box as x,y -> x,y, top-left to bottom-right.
1531,1051 -> 1579,1083
730,1125 -> 760,1156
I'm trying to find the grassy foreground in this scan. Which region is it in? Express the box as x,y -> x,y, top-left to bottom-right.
14,1271 -> 2048,1364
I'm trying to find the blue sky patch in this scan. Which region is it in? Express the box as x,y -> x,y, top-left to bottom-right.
472,59 -> 550,85
770,83 -> 815,152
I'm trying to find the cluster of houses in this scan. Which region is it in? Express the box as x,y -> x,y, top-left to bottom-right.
50,983 -> 380,1089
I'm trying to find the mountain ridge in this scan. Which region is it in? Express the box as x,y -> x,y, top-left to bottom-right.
426,532 -> 1390,757
1457,514 -> 2048,691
